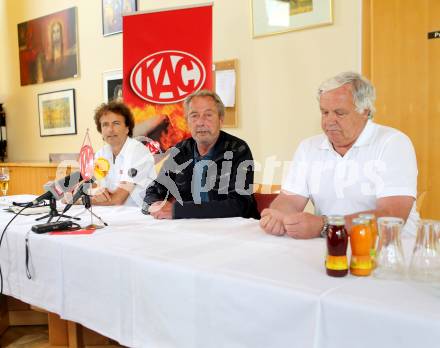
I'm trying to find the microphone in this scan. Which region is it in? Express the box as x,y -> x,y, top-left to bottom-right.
29,171 -> 82,206
29,189 -> 53,206
61,177 -> 95,214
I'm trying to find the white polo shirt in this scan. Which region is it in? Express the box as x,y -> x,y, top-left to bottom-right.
94,137 -> 156,207
282,120 -> 419,235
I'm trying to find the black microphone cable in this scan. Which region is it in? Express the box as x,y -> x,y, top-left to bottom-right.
0,205 -> 29,295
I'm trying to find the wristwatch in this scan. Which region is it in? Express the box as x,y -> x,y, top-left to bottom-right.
320,215 -> 329,238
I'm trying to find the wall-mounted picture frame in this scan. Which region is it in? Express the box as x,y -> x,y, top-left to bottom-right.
38,89 -> 77,137
102,0 -> 137,36
17,7 -> 78,85
251,0 -> 333,38
103,69 -> 123,102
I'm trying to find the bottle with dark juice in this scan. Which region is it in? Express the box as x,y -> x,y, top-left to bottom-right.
325,215 -> 348,277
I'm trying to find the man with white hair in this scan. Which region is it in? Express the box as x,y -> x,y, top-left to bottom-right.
260,71 -> 418,238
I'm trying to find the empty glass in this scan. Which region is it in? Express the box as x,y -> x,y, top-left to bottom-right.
374,217 -> 406,280
435,222 -> 440,254
408,220 -> 440,282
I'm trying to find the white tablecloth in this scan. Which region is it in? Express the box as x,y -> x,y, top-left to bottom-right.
1,196 -> 439,348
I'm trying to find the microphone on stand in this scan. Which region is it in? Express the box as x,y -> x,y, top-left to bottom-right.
62,176 -> 108,228
61,178 -> 95,214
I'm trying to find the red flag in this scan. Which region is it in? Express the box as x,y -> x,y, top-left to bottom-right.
123,5 -> 212,152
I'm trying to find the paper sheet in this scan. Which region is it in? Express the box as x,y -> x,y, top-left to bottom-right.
215,69 -> 236,107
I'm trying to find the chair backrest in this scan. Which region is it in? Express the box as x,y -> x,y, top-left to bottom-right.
254,184 -> 281,194
49,153 -> 79,163
254,193 -> 278,214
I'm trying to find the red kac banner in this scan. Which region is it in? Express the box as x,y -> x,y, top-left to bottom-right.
123,4 -> 212,153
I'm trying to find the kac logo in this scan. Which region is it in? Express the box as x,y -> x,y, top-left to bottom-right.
130,50 -> 206,104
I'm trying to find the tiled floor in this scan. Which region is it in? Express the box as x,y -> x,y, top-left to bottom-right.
0,325 -> 124,348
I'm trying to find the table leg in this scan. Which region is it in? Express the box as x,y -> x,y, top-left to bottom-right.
48,312 -> 68,346
68,320 -> 84,348
0,295 -> 9,336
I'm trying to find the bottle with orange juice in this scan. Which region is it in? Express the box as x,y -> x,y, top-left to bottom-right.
359,213 -> 378,268
350,218 -> 373,276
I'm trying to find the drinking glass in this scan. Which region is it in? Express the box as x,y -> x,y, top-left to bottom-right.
374,217 -> 406,280
408,220 -> 440,282
0,167 -> 9,196
435,221 -> 440,254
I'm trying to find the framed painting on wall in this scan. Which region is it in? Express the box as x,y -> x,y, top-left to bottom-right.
17,7 -> 78,85
102,0 -> 138,36
38,89 -> 77,137
102,69 -> 123,102
251,0 -> 333,38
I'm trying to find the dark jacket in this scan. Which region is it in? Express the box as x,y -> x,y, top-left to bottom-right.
143,131 -> 259,219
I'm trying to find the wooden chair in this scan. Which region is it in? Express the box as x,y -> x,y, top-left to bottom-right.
253,184 -> 280,214
254,192 -> 278,214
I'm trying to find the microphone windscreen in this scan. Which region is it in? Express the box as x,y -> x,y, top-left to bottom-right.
54,171 -> 82,193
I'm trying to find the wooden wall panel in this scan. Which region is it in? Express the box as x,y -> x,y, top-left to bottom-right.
363,0 -> 438,218
8,166 -> 56,195
1,163 -> 59,195
427,0 -> 440,217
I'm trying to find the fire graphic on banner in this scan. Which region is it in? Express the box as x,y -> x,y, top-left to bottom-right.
123,5 -> 212,152
130,102 -> 190,153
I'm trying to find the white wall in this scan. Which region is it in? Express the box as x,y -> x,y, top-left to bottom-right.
0,0 -> 362,184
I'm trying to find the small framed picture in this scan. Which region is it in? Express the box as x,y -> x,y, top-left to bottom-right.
102,0 -> 137,36
102,69 -> 123,102
38,89 -> 77,137
251,0 -> 333,38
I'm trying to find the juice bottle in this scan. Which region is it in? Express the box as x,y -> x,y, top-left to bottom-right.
325,215 -> 348,277
359,213 -> 378,268
350,218 -> 373,276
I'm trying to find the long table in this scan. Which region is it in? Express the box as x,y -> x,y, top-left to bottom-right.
1,196 -> 440,348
